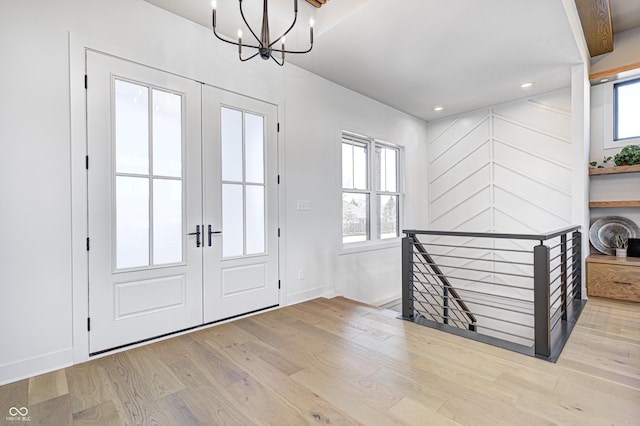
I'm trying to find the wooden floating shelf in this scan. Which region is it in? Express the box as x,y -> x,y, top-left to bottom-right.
589,200 -> 640,208
589,164 -> 640,176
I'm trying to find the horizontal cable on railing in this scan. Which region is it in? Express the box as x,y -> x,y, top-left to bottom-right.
412,298 -> 475,327
549,251 -> 567,262
548,241 -> 564,251
414,289 -> 469,324
412,298 -> 533,329
550,283 -> 563,301
414,241 -> 533,254
570,273 -> 579,287
411,278 -> 476,325
429,252 -> 534,267
550,309 -> 563,331
550,292 -> 563,309
569,284 -> 580,298
412,281 -> 534,306
414,259 -> 533,279
413,299 -> 469,328
413,269 -> 534,290
418,291 -> 534,317
473,324 -> 535,342
411,266 -> 475,320
413,301 -> 441,324
549,262 -> 564,275
549,273 -> 563,287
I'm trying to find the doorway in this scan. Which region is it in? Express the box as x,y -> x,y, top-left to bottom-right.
86,52 -> 279,354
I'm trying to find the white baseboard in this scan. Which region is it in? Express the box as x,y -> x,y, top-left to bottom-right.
0,348 -> 73,386
285,285 -> 337,306
371,294 -> 402,307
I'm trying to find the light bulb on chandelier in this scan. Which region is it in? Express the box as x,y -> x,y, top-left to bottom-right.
211,0 -> 314,66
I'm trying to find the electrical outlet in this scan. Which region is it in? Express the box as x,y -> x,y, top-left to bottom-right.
298,269 -> 304,280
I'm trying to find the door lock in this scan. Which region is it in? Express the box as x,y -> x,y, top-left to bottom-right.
188,225 -> 201,247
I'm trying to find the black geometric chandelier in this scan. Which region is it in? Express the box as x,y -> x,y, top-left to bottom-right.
211,0 -> 314,66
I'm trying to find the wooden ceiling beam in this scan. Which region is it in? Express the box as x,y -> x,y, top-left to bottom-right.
305,0 -> 325,8
575,0 -> 614,57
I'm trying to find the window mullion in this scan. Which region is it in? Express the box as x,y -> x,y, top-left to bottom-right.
369,140 -> 377,241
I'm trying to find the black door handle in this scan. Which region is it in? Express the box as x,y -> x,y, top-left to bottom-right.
208,224 -> 223,246
188,225 -> 201,247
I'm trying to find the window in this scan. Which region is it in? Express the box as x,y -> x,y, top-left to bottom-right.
341,132 -> 401,244
614,77 -> 640,141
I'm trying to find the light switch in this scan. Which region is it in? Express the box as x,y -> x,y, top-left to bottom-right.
297,200 -> 311,211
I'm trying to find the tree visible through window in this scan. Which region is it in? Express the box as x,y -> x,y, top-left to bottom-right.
342,133 -> 400,244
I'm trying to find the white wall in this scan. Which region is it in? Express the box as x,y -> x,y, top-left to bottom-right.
426,89 -> 574,234
0,0 -> 428,385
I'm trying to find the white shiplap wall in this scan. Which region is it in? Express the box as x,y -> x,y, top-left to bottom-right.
428,89 -> 572,233
424,89 -> 573,344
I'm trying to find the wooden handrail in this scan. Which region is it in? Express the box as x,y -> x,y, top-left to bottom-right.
412,239 -> 477,326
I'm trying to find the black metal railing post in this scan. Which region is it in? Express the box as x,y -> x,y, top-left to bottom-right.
561,233 -> 568,321
573,230 -> 582,300
443,285 -> 449,325
534,243 -> 551,358
402,234 -> 414,320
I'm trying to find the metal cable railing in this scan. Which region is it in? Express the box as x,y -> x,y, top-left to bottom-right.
401,226 -> 585,361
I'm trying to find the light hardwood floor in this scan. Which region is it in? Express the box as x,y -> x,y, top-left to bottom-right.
1,297 -> 638,425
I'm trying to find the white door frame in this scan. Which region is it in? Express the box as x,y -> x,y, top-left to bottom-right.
69,33 -> 286,364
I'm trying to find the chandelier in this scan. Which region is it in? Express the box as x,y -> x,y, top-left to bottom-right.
211,0 -> 314,66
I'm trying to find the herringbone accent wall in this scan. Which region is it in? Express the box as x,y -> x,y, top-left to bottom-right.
427,89 -> 572,234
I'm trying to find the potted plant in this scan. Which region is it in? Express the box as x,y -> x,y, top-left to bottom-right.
589,156 -> 613,169
614,235 -> 628,257
614,145 -> 640,166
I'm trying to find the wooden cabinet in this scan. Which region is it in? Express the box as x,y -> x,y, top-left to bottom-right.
587,165 -> 640,301
586,255 -> 640,302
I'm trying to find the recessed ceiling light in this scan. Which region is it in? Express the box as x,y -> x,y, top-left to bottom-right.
520,82 -> 535,89
434,106 -> 444,112
600,78 -> 609,83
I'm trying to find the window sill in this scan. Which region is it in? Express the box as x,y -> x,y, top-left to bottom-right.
339,238 -> 401,256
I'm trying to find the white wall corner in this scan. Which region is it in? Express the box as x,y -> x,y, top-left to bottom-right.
560,0 -> 591,71
0,348 -> 73,387
570,64 -> 591,297
286,285 -> 339,306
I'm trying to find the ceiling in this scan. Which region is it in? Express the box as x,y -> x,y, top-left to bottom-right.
144,0 -> 640,122
611,0 -> 640,33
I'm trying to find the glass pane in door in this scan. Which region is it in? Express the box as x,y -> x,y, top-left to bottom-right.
115,80 -> 149,174
116,176 -> 150,269
246,185 -> 265,254
222,183 -> 244,257
153,89 -> 182,177
153,179 -> 183,264
221,107 -> 243,182
245,113 -> 264,184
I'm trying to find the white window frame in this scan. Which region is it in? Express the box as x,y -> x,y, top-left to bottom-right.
340,131 -> 403,250
603,76 -> 640,149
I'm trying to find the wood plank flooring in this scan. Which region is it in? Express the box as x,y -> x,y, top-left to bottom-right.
1,296 -> 638,425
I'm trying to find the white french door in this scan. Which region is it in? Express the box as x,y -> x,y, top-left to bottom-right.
203,86 -> 279,323
87,52 -> 279,354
